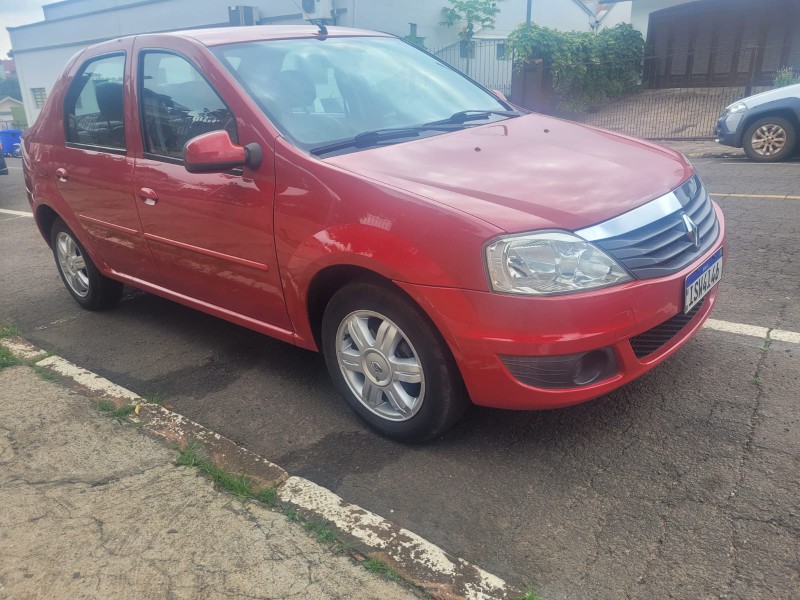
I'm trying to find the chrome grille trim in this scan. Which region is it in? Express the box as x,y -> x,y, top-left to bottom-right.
575,175 -> 720,280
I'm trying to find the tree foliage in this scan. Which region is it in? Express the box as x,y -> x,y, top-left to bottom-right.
0,77 -> 21,101
507,23 -> 645,109
440,0 -> 500,42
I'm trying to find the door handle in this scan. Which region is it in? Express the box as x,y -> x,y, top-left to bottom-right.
139,187 -> 158,206
56,168 -> 68,182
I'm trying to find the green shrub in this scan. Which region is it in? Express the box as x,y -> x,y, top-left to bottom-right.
507,23 -> 645,110
773,66 -> 800,88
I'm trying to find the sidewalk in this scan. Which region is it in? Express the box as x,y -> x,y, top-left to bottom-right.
659,139 -> 744,159
0,364 -> 419,599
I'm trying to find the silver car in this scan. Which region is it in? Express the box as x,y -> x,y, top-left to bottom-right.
716,83 -> 800,162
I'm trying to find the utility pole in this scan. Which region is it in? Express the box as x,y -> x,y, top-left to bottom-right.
526,0 -> 532,27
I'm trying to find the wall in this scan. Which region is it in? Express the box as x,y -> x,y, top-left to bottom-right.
628,0 -> 691,38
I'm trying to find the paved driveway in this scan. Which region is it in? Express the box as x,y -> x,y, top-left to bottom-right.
1,155 -> 798,599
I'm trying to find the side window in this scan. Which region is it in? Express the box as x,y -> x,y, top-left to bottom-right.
65,54 -> 126,150
139,52 -> 237,160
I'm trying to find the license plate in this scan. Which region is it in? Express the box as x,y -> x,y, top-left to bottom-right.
684,248 -> 723,313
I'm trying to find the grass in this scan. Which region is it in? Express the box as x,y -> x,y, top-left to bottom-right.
521,590 -> 544,600
363,557 -> 403,583
0,346 -> 20,370
0,325 -> 21,339
33,364 -> 58,382
142,391 -> 168,405
97,400 -> 138,421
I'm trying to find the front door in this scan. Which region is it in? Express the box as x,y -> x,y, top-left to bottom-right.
131,49 -> 290,330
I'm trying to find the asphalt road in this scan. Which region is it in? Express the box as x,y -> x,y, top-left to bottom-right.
1,154 -> 799,599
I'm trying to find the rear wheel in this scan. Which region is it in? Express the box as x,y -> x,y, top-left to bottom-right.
50,218 -> 123,310
321,282 -> 468,442
742,116 -> 796,162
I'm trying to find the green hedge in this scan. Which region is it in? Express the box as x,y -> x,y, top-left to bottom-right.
507,23 -> 645,110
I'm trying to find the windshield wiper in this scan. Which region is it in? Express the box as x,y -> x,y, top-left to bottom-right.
425,109 -> 520,126
310,124 -> 463,157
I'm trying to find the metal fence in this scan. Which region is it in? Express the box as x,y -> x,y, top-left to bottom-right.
431,40 -> 792,140
430,40 -> 513,98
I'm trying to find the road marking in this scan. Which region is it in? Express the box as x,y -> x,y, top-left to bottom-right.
704,319 -> 770,338
710,193 -> 800,200
772,329 -> 800,344
0,208 -> 33,217
704,318 -> 800,344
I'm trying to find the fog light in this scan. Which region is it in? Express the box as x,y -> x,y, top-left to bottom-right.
501,347 -> 617,389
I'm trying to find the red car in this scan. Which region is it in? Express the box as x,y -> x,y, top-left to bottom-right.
23,26 -> 726,441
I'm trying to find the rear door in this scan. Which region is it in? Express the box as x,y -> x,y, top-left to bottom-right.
53,47 -> 158,281
131,43 -> 290,330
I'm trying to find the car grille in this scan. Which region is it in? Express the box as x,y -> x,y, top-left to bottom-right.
594,176 -> 719,279
629,299 -> 704,359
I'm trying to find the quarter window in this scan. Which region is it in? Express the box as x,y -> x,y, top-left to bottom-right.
139,52 -> 236,160
64,55 -> 126,150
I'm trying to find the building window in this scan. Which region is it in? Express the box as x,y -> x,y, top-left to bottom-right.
496,43 -> 506,60
31,88 -> 47,109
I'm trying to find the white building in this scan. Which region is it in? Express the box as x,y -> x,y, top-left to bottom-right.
9,0 -> 632,124
0,96 -> 24,129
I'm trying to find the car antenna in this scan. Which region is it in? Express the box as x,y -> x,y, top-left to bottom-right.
309,18 -> 328,36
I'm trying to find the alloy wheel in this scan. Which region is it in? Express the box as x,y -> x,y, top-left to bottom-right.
750,124 -> 787,157
335,310 -> 425,422
56,232 -> 90,297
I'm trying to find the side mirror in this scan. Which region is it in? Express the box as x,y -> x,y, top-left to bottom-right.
492,89 -> 509,103
183,130 -> 262,174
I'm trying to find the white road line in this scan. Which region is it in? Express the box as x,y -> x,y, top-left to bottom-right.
703,319 -> 770,338
703,318 -> 800,344
772,329 -> 800,344
0,208 -> 33,217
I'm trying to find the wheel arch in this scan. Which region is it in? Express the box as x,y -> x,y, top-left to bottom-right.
35,203 -> 62,247
737,104 -> 800,147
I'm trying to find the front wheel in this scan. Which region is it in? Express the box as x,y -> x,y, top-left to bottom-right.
321,282 -> 469,442
50,218 -> 123,310
742,116 -> 797,162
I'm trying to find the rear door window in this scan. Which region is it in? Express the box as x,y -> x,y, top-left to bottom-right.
138,52 -> 237,160
64,54 -> 127,151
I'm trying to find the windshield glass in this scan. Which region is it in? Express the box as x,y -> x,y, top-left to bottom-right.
211,36 -> 509,154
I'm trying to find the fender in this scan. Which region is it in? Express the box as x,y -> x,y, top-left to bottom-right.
736,97 -> 800,146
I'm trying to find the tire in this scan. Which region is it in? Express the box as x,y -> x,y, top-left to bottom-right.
742,115 -> 796,162
50,218 -> 123,310
321,282 -> 469,442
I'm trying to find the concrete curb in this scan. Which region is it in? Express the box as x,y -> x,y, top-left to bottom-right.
0,335 -> 523,600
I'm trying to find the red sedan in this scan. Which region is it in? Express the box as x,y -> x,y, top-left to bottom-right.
23,26 -> 726,441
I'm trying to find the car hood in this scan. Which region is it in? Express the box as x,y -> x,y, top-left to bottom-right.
742,83 -> 800,108
326,114 -> 694,233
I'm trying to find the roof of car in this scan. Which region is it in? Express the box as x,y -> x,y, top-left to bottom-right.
163,25 -> 392,47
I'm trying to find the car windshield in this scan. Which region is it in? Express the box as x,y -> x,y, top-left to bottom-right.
211,36 -> 511,155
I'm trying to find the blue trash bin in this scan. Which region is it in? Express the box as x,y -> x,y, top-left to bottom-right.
0,129 -> 23,156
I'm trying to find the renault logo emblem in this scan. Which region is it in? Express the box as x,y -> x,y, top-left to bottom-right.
371,361 -> 384,375
682,213 -> 701,249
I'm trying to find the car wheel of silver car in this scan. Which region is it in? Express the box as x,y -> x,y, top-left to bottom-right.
743,116 -> 797,163
321,281 -> 469,442
50,218 -> 123,310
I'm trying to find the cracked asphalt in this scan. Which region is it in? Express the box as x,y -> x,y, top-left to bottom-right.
1,154 -> 798,598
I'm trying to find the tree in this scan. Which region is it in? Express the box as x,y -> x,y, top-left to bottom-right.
440,0 -> 500,43
0,77 -> 21,101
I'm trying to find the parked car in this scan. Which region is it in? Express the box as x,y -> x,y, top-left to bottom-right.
22,26 -> 727,441
716,83 -> 800,162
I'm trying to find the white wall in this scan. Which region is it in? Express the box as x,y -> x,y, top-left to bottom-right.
599,2 -> 633,30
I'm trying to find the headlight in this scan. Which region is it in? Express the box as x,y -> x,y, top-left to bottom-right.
723,102 -> 747,116
485,231 -> 632,295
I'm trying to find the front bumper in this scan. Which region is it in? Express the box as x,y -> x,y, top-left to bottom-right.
716,112 -> 743,147
398,203 -> 727,410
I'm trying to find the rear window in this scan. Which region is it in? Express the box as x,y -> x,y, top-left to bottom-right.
64,54 -> 126,151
